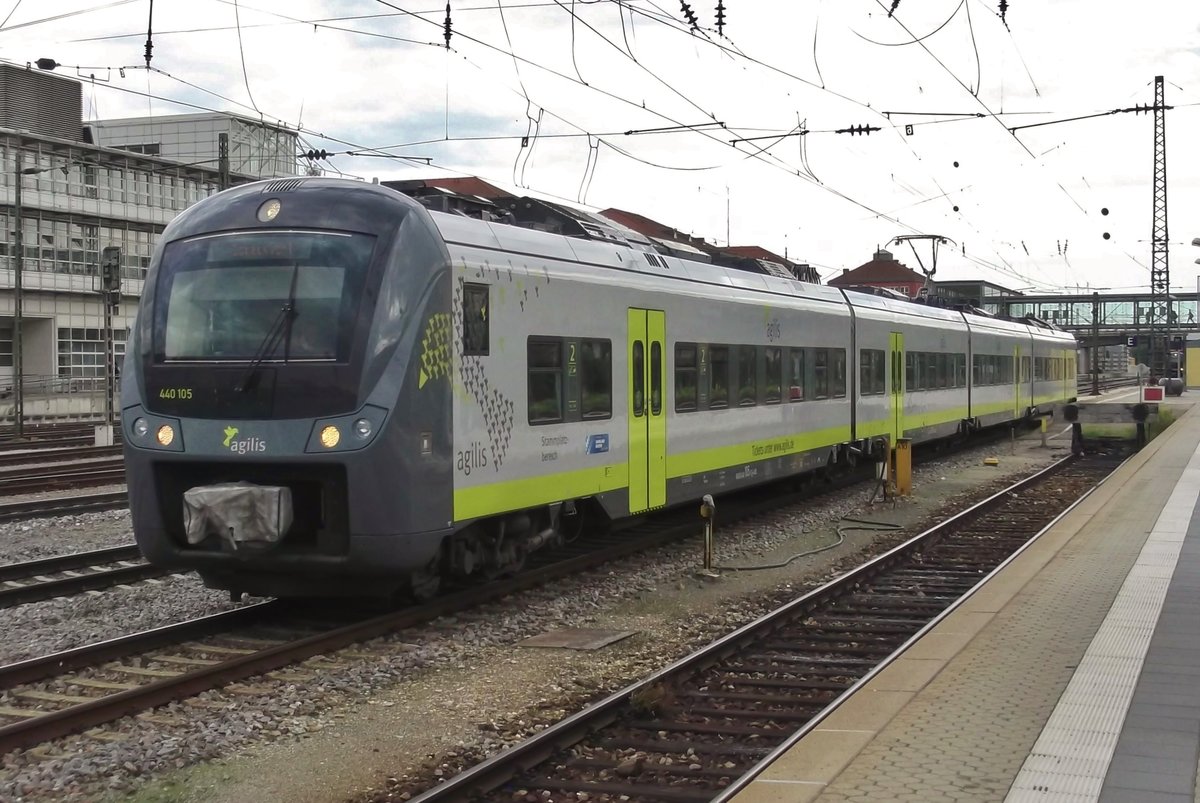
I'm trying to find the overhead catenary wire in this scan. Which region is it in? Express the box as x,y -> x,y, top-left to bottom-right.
878,0 -> 1151,277
0,0 -> 23,30
231,0 -> 263,118
47,0 -> 1113,283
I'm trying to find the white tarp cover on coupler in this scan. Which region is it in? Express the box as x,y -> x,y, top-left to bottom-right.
183,482 -> 293,550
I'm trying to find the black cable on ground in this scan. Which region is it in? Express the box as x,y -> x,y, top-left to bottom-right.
715,517 -> 903,572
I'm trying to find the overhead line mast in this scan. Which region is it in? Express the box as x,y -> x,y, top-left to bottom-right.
1149,76 -> 1170,379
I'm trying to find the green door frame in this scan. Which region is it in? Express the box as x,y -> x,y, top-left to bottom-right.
1013,345 -> 1022,418
628,309 -> 666,513
890,332 -> 904,445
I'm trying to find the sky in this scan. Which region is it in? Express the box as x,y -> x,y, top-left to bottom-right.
7,0 -> 1200,294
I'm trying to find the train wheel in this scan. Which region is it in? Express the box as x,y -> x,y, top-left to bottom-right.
406,567 -> 441,602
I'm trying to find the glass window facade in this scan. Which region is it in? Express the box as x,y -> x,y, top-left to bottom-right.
0,137 -> 222,282
57,327 -> 127,377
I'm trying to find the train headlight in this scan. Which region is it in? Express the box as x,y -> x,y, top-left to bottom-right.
353,418 -> 372,439
156,424 -> 175,447
319,425 -> 341,448
133,418 -> 149,438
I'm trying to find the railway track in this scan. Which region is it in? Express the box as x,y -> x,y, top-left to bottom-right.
0,436 -> 1111,756
0,445 -> 121,468
1076,375 -> 1138,393
399,453 -> 1120,803
0,546 -> 171,609
0,459 -> 125,496
0,491 -> 128,522
0,451 -> 963,756
0,424 -> 118,452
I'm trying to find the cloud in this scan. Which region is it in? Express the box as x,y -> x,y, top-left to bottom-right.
13,0 -> 1200,290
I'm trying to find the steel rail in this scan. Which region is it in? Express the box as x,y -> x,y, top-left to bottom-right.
0,491 -> 128,521
403,454 -> 1106,803
0,510 -> 758,754
0,457 -> 123,479
0,601 -> 281,689
0,544 -> 141,582
0,438 -> 1107,754
0,467 -> 126,495
0,445 -> 122,468
0,562 -> 171,609
0,435 -> 97,451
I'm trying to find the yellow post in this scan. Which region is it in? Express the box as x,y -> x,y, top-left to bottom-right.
893,438 -> 913,496
1040,416 -> 1048,448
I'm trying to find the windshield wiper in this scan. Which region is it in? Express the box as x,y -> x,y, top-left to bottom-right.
235,263 -> 300,393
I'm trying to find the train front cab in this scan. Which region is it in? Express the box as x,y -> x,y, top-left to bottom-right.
123,179 -> 459,598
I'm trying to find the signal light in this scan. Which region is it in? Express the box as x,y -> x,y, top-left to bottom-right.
100,245 -> 121,293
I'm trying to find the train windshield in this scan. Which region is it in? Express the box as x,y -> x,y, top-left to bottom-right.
152,230 -> 376,362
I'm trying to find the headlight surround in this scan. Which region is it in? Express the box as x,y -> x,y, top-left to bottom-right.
305,405 -> 387,453
126,408 -> 183,451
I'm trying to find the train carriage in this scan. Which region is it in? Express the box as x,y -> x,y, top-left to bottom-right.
121,177 -> 1077,599
844,294 -> 972,446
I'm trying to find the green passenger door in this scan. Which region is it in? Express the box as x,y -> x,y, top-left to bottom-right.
1013,345 -> 1022,418
628,308 -> 666,514
890,332 -> 904,445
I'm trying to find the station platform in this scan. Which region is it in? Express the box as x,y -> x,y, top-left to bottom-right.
731,393 -> 1200,803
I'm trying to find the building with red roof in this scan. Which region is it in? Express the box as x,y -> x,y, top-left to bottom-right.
827,248 -> 928,298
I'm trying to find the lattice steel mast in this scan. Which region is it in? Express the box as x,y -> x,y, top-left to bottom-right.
1149,75 -> 1170,378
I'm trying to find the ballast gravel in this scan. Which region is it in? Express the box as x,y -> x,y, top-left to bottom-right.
0,434 -> 1075,802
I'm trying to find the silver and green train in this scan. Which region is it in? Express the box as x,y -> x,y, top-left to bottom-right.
121,177 -> 1076,598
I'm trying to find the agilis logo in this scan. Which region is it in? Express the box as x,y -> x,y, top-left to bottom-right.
223,426 -> 266,454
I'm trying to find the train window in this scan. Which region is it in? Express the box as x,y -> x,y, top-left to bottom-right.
788,348 -> 806,402
675,343 -> 698,413
710,346 -> 730,409
528,339 -> 563,424
737,346 -> 757,406
906,352 -> 917,392
632,341 -> 645,417
462,283 -> 490,356
860,349 -> 885,396
938,353 -> 950,388
832,349 -> 847,398
813,349 -> 829,399
650,342 -> 662,415
1022,356 -> 1031,383
580,339 -> 612,420
155,231 -> 375,363
972,355 -> 981,385
764,347 -> 782,404
955,354 -> 967,387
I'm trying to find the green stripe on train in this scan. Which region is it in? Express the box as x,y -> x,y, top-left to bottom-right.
454,463 -> 629,521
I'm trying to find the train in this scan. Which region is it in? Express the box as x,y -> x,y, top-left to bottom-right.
120,177 -> 1077,599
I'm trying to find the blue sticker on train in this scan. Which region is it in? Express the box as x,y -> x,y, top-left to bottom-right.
586,434 -> 609,454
